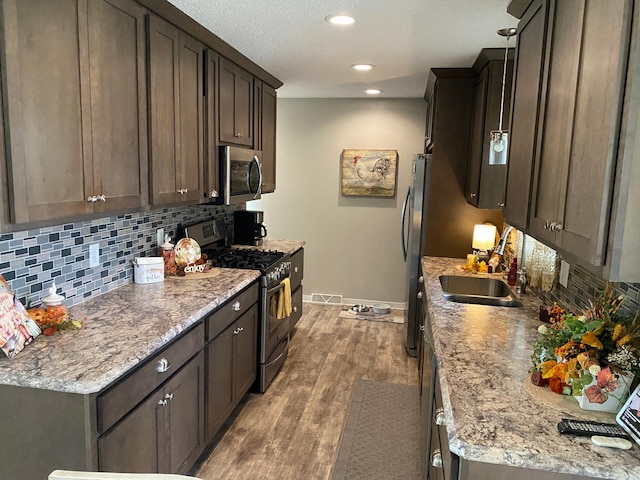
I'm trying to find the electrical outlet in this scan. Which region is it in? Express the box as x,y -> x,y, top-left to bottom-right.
559,260 -> 570,288
89,243 -> 100,268
157,228 -> 164,248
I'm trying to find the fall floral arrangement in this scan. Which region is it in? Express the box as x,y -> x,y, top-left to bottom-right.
530,284 -> 640,407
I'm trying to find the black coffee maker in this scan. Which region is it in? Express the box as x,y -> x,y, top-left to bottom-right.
234,210 -> 267,246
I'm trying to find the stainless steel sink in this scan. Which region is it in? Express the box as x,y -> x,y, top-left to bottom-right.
439,275 -> 522,307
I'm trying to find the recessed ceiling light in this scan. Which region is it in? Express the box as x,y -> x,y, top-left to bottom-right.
352,64 -> 374,71
365,89 -> 382,95
325,15 -> 355,25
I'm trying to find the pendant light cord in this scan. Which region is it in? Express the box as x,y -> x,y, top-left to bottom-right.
498,35 -> 510,132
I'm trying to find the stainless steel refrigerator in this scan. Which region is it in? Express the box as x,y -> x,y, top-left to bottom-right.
401,153 -> 432,357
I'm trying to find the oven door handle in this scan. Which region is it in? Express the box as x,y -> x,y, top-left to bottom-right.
265,335 -> 290,368
267,281 -> 287,296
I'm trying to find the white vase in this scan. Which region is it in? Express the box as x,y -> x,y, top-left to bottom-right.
574,372 -> 634,413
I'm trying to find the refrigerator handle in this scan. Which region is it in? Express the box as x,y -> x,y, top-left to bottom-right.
401,186 -> 410,261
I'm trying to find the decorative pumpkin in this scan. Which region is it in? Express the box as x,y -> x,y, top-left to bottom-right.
27,308 -> 46,326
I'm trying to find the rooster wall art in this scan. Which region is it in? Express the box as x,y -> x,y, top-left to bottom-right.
340,149 -> 398,197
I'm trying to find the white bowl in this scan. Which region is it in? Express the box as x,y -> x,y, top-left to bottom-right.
372,303 -> 391,314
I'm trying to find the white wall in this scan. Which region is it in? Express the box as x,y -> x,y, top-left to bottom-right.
251,98 -> 427,306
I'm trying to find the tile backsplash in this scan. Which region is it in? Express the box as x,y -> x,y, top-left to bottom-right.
0,204 -> 243,307
531,257 -> 640,318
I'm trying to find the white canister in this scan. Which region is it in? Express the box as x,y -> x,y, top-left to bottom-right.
132,257 -> 165,284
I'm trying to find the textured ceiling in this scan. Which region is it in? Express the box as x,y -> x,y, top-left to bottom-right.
167,0 -> 516,98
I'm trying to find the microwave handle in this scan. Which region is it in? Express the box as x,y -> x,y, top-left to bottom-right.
248,155 -> 263,199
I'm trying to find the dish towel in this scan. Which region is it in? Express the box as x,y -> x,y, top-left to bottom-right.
276,278 -> 292,320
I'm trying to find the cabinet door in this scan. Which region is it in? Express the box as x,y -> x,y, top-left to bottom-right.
529,0 -> 583,245
503,0 -> 548,230
162,352 -> 205,474
148,14 -> 180,206
177,33 -> 204,203
205,322 -> 234,442
205,49 -> 220,201
87,0 -> 148,212
148,15 -> 203,206
2,0 -> 91,223
556,0 -> 631,265
98,388 -> 163,473
261,83 -> 277,193
466,68 -> 488,206
219,58 -> 254,146
234,305 -> 258,400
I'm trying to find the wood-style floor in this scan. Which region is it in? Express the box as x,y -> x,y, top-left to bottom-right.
195,303 -> 418,480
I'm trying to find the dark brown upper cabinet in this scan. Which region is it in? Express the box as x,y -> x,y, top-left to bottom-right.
148,14 -> 204,206
204,48 -> 220,201
505,0 -> 638,280
503,0 -> 548,231
1,0 -> 148,225
254,80 -> 277,194
219,57 -> 254,147
466,49 -> 514,209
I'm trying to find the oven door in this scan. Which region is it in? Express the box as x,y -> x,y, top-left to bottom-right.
262,277 -> 291,363
221,146 -> 263,204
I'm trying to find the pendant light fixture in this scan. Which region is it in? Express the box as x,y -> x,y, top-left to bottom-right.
489,27 -> 516,166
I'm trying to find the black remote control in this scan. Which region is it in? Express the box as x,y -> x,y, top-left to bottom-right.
557,418 -> 629,438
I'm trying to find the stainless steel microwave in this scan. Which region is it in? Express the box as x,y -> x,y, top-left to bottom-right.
220,146 -> 263,204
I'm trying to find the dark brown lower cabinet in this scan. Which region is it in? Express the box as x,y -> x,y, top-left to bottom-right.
99,351 -> 205,474
205,304 -> 258,442
289,248 -> 304,331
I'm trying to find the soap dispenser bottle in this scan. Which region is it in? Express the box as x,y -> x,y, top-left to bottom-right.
507,257 -> 518,286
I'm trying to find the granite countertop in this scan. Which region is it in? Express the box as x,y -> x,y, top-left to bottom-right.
0,268 -> 260,395
422,256 -> 640,479
232,239 -> 305,255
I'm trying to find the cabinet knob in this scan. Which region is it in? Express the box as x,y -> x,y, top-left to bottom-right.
470,193 -> 477,198
158,399 -> 168,407
164,393 -> 173,401
420,325 -> 425,331
417,291 -> 423,299
210,190 -> 219,197
232,301 -> 241,311
498,202 -> 505,208
233,327 -> 244,335
293,306 -> 298,313
87,196 -> 98,203
294,267 -> 299,273
553,223 -> 563,232
178,188 -> 189,195
434,408 -> 446,425
156,358 -> 171,373
418,275 -> 424,284
98,195 -> 106,202
431,449 -> 443,468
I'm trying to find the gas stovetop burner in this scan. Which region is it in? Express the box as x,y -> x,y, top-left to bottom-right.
205,248 -> 287,272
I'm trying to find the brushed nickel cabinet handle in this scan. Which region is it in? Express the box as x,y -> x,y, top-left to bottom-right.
158,399 -> 168,406
293,306 -> 298,313
210,190 -> 218,197
164,393 -> 173,401
431,449 -> 443,468
417,291 -> 423,299
87,196 -> 98,203
232,301 -> 241,311
470,193 -> 477,198
98,195 -> 106,202
434,408 -> 446,425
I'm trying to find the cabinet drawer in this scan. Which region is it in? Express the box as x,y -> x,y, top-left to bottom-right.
97,322 -> 205,433
206,282 -> 259,341
290,249 -> 304,291
290,286 -> 303,330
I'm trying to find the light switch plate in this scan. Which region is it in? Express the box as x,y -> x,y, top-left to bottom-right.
559,260 -> 570,288
89,243 -> 100,268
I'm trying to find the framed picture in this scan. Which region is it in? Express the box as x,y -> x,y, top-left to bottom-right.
341,149 -> 398,197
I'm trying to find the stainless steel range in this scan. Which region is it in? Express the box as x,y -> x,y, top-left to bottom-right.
183,219 -> 291,392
